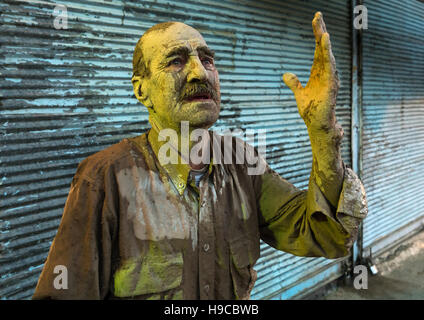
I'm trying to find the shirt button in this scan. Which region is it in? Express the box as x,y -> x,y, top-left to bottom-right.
178,182 -> 185,189
204,284 -> 210,293
203,243 -> 210,252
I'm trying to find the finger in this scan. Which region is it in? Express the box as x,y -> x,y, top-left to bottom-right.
321,32 -> 340,89
321,33 -> 337,77
312,11 -> 328,44
283,72 -> 303,94
311,12 -> 327,75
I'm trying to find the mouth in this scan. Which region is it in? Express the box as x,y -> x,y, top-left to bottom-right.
184,92 -> 213,102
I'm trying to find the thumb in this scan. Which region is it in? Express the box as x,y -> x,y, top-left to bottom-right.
283,72 -> 303,94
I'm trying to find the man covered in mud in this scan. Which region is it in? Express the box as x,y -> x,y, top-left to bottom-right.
33,12 -> 367,300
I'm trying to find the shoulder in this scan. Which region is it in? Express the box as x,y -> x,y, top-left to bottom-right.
75,134 -> 148,185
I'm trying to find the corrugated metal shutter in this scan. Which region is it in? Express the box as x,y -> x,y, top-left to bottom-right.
361,0 -> 424,252
0,0 -> 352,299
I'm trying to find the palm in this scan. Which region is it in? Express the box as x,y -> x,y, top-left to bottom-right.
283,12 -> 340,129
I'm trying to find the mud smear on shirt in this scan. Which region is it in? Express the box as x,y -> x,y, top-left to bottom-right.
117,166 -> 198,250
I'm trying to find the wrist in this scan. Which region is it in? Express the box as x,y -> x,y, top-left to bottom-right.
308,122 -> 343,149
308,123 -> 344,177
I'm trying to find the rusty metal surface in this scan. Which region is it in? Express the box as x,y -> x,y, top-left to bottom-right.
1,0 -> 352,299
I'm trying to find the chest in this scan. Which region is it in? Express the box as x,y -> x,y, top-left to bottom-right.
115,164 -> 259,244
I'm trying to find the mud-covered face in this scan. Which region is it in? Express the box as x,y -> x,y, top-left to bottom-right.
141,23 -> 221,131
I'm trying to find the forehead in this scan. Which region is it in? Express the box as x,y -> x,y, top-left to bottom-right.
142,23 -> 208,60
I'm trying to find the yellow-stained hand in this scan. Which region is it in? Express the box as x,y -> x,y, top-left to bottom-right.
283,12 -> 340,132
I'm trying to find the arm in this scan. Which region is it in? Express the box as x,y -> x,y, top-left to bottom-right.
32,161 -> 117,299
256,162 -> 367,259
255,12 -> 367,259
283,12 -> 344,208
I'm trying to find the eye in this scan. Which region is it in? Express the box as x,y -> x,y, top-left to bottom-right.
170,58 -> 184,67
201,58 -> 214,68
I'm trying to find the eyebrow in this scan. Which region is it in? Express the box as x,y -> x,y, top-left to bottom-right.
197,46 -> 215,58
164,45 -> 215,59
165,47 -> 190,59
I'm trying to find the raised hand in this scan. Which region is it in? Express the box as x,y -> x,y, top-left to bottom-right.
283,12 -> 340,133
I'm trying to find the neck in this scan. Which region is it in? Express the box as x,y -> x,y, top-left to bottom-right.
148,115 -> 210,169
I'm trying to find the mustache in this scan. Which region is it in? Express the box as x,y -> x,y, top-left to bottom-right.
178,82 -> 219,102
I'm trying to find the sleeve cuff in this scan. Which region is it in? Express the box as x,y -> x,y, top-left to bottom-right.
306,163 -> 368,244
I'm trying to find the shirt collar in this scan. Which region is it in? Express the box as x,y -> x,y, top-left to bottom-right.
147,128 -> 214,195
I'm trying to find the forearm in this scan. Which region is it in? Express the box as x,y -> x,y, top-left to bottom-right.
257,120 -> 367,258
308,122 -> 344,208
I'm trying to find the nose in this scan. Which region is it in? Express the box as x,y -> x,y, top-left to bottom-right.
187,56 -> 208,83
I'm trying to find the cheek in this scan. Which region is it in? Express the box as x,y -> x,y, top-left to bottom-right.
212,72 -> 221,98
211,71 -> 219,86
152,74 -> 180,102
160,73 -> 185,102
170,72 -> 184,93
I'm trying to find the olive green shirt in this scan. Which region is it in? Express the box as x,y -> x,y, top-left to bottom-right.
33,130 -> 367,300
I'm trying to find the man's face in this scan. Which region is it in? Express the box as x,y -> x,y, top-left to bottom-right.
141,23 -> 221,130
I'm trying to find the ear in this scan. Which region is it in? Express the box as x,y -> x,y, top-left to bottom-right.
132,75 -> 153,109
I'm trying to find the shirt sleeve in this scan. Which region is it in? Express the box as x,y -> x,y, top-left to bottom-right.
255,161 -> 368,259
32,160 -> 118,299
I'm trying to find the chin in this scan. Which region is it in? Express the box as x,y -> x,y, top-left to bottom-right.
190,113 -> 219,128
178,101 -> 220,128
